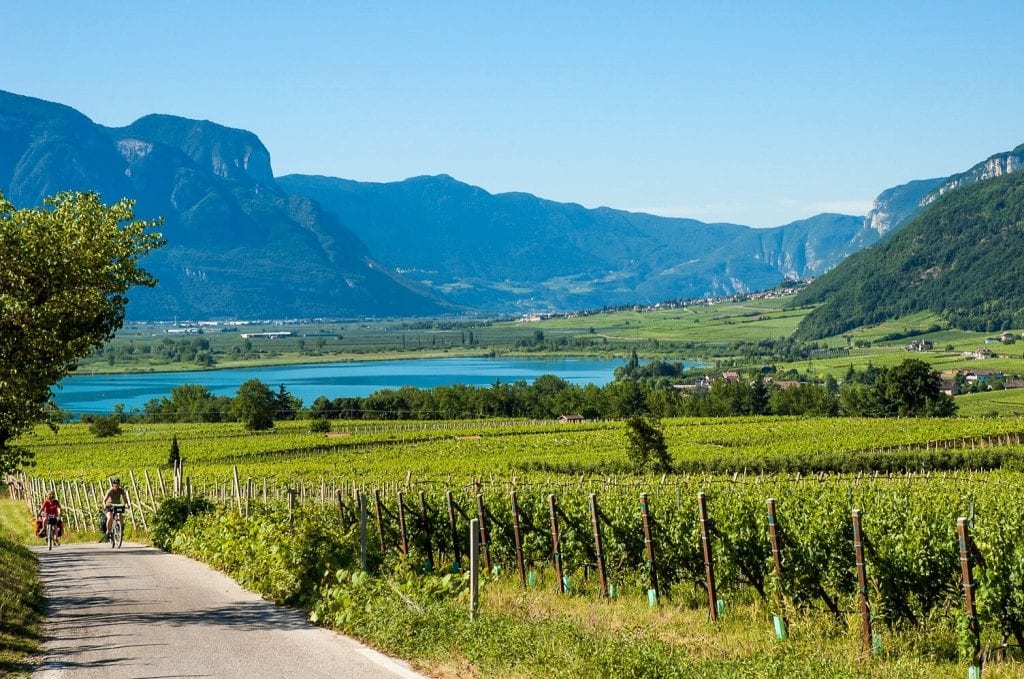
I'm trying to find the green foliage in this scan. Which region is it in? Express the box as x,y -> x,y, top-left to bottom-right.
0,190 -> 163,472
231,379 -> 276,431
870,359 -> 957,417
145,384 -> 232,423
311,563 -> 468,630
149,496 -> 215,551
88,415 -> 122,438
0,530 -> 43,673
308,418 -> 330,433
625,416 -> 671,473
171,504 -> 359,606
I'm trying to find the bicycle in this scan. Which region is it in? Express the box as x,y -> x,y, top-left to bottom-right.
41,513 -> 60,550
107,504 -> 126,548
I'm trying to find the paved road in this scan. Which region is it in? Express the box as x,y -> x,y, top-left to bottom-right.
31,542 -> 426,678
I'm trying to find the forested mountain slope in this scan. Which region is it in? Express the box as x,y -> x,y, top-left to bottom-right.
795,169 -> 1024,338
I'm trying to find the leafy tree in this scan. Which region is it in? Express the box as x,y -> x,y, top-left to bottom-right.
750,374 -> 770,415
232,379 -> 276,431
872,359 -> 957,417
272,384 -> 301,421
625,416 -> 672,473
88,415 -> 122,438
608,380 -> 648,418
0,191 -> 163,472
143,384 -> 230,423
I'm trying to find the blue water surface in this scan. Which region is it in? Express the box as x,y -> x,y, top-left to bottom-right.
54,356 -> 655,415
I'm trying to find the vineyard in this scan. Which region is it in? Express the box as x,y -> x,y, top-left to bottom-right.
14,415 -> 1024,676
16,415 -> 1024,481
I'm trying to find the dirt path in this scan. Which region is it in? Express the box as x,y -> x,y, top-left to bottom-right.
31,541 -> 426,678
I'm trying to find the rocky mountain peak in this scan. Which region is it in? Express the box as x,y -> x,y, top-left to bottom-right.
114,114 -> 276,187
857,143 -> 1024,244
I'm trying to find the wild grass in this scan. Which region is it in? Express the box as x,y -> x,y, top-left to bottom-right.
349,575 -> 1024,678
0,497 -> 44,676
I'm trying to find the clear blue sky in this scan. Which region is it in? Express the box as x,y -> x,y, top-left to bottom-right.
4,1 -> 1021,226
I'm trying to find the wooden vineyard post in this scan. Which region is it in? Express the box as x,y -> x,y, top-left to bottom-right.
61,480 -> 78,532
336,490 -> 348,531
144,471 -> 156,507
232,466 -> 242,514
287,489 -> 296,530
549,494 -> 566,594
397,491 -> 410,557
73,482 -> 87,531
129,472 -> 147,529
419,492 -> 434,571
958,518 -> 982,673
446,490 -> 461,569
697,492 -> 719,622
469,517 -> 480,620
589,493 -> 609,598
766,498 -> 787,639
639,493 -> 659,604
475,494 -> 492,573
358,490 -> 368,572
510,491 -> 526,587
852,510 -> 873,655
122,480 -> 138,530
374,489 -> 386,552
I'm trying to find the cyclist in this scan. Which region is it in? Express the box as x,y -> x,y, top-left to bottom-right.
102,477 -> 129,539
38,491 -> 62,545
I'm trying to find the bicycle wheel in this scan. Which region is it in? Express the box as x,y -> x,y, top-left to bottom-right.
113,518 -> 123,548
46,522 -> 54,550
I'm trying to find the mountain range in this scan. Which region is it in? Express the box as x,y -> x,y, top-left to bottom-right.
0,91 -> 448,319
278,174 -> 862,310
1,89 -> 1020,322
795,151 -> 1024,338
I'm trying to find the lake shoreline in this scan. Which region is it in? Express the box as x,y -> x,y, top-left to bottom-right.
72,348 -> 637,376
56,356 -> 658,416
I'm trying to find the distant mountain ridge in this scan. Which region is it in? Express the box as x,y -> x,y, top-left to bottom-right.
278,173 -> 864,310
0,90 -> 449,319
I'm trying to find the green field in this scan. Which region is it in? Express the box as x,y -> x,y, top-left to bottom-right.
17,414 -> 1024,484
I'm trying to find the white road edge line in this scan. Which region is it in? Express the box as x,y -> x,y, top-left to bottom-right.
354,645 -> 424,678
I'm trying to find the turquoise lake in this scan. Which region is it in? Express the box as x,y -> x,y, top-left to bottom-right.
54,356 -> 646,416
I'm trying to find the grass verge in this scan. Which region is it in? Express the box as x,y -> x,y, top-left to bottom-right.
326,576 -> 1024,678
0,497 -> 44,676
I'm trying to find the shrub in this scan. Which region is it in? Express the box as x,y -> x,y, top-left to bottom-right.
171,505 -> 362,606
150,496 -> 215,551
88,415 -> 122,437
